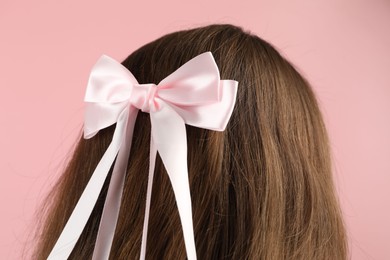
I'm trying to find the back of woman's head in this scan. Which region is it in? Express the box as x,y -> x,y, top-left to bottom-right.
34,24 -> 347,259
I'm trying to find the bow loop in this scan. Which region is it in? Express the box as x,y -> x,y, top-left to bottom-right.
83,54 -> 137,138
157,52 -> 221,106
166,80 -> 238,131
84,54 -> 136,103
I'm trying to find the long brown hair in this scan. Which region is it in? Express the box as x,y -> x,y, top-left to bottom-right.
33,24 -> 347,259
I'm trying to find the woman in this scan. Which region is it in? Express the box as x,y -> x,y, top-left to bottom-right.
33,24 -> 347,259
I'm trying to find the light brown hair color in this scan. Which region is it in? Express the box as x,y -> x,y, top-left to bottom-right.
33,24 -> 348,259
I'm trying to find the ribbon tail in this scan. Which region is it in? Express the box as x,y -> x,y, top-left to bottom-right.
139,132 -> 158,260
92,107 -> 138,260
150,104 -> 197,260
47,109 -> 129,260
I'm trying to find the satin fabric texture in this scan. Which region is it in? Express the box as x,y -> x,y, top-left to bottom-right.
47,52 -> 238,260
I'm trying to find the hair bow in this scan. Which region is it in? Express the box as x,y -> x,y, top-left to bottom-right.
47,52 -> 238,260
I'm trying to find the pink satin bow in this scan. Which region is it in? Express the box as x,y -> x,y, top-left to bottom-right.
47,52 -> 238,260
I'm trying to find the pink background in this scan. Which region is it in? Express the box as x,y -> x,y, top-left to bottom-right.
1,0 -> 389,259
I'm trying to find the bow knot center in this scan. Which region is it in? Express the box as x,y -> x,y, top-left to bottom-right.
130,83 -> 159,113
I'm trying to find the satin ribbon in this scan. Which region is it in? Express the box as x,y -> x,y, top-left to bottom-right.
47,52 -> 238,260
